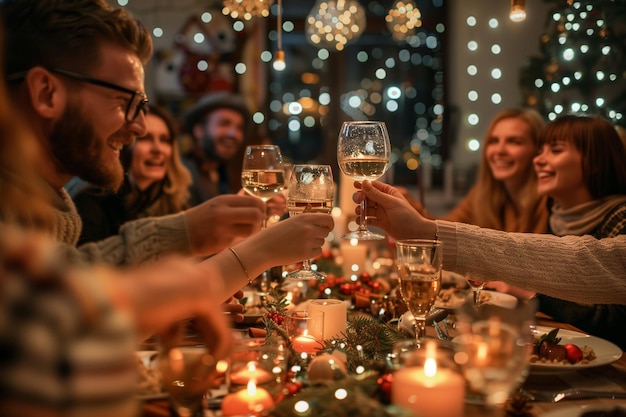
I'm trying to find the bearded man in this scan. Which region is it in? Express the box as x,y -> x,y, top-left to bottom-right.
3,0 -> 266,265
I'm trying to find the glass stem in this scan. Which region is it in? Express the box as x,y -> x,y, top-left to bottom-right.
473,288 -> 482,306
359,187 -> 368,231
415,316 -> 426,340
302,258 -> 312,271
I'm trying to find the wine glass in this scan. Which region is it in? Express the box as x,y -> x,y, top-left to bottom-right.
337,120 -> 391,240
241,145 -> 285,229
159,341 -> 225,417
286,164 -> 334,280
395,239 -> 443,341
466,276 -> 487,306
454,299 -> 537,415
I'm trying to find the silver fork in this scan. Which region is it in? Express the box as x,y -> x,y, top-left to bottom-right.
522,388 -> 626,403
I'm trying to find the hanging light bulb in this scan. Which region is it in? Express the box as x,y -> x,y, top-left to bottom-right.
305,0 -> 366,52
510,0 -> 526,22
273,0 -> 285,71
386,0 -> 422,42
222,0 -> 274,21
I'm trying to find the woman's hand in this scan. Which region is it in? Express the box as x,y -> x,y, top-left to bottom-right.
353,180 -> 436,240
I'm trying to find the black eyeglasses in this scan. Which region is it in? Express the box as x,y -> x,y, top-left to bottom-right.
8,67 -> 148,123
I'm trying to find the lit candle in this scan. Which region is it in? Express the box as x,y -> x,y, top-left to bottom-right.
221,379 -> 274,416
391,346 -> 465,417
229,361 -> 274,386
338,171 -> 356,218
340,238 -> 368,277
291,332 -> 323,354
307,299 -> 347,340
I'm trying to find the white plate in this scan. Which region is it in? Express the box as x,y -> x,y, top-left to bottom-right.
542,404 -> 626,417
434,290 -> 517,310
530,326 -> 623,374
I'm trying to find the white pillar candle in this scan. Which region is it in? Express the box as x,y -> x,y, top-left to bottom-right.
340,239 -> 368,277
391,357 -> 465,417
338,171 -> 356,217
307,299 -> 347,340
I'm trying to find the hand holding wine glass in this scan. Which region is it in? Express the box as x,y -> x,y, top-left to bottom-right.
241,145 -> 285,229
286,164 -> 334,280
337,121 -> 390,240
395,239 -> 443,341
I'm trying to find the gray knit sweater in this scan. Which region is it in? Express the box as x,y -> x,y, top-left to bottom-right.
56,188 -> 192,265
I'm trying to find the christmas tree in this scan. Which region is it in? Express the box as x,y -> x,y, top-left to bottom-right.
519,0 -> 626,126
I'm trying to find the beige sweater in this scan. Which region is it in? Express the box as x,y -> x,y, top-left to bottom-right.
55,188 -> 191,265
437,220 -> 626,305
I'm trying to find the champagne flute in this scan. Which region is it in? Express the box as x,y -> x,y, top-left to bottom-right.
337,121 -> 391,240
395,239 -> 443,341
241,145 -> 285,229
286,164 -> 334,280
455,299 -> 537,415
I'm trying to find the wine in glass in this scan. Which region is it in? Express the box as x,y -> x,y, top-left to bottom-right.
455,300 -> 537,414
286,164 -> 334,280
337,121 -> 391,240
241,145 -> 285,229
395,239 -> 443,341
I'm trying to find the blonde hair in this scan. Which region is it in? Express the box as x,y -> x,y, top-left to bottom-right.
472,108 -> 546,231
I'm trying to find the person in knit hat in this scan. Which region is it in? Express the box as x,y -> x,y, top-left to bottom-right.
182,91 -> 250,204
182,91 -> 286,219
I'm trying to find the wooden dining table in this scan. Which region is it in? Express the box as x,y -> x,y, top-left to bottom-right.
141,314 -> 626,417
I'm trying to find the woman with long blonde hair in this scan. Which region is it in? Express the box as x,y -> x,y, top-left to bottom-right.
407,108 -> 548,233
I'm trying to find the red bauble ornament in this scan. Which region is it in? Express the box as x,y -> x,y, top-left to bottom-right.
377,373 -> 394,404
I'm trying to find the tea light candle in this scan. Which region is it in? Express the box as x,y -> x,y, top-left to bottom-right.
222,380 -> 274,416
307,299 -> 347,340
292,333 -> 323,354
340,239 -> 367,276
391,355 -> 464,417
229,362 -> 274,386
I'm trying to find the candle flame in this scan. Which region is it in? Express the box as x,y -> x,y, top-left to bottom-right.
424,341 -> 438,377
424,357 -> 437,377
349,238 -> 358,247
247,378 -> 257,396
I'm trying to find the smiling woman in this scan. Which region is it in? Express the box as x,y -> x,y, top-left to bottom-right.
402,107 -> 549,233
71,105 -> 192,244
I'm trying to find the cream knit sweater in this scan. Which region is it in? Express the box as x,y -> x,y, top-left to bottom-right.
437,220 -> 626,305
55,188 -> 192,265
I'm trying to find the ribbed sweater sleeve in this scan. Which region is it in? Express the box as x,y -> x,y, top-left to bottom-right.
435,220 -> 626,305
78,212 -> 192,265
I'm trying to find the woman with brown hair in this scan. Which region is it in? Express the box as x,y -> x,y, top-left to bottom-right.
529,114 -> 626,349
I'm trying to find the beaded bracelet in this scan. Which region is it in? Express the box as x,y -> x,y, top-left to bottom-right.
228,247 -> 252,285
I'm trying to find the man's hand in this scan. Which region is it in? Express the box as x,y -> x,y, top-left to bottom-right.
185,195 -> 265,256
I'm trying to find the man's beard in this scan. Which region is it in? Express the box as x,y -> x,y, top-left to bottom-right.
49,101 -> 124,192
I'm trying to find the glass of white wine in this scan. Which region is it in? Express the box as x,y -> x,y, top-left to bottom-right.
395,239 -> 443,341
286,164 -> 334,280
337,120 -> 391,240
241,145 -> 285,229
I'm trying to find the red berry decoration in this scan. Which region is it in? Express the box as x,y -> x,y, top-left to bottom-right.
563,343 -> 583,364
377,373 -> 394,404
